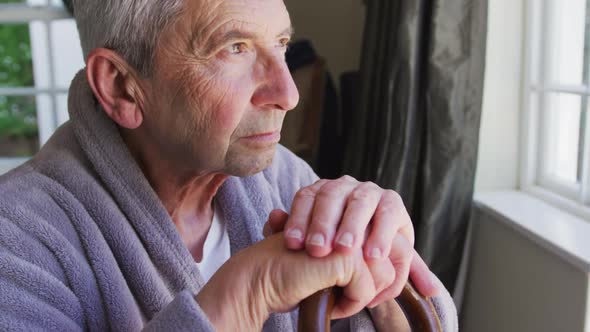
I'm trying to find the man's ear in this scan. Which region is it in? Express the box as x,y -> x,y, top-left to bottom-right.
86,48 -> 145,129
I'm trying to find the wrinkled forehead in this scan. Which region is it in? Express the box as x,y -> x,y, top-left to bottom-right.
181,0 -> 292,46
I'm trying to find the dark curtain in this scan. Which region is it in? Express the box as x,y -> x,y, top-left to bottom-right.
343,0 -> 487,291
63,0 -> 73,15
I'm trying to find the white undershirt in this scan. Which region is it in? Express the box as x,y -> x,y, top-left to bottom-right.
195,204 -> 231,283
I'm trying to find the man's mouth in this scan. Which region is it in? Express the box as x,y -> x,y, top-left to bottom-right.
242,130 -> 281,143
244,130 -> 281,142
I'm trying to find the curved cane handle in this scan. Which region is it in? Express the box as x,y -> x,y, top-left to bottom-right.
297,282 -> 443,332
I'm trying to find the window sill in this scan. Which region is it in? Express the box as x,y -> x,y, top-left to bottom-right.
475,190 -> 590,272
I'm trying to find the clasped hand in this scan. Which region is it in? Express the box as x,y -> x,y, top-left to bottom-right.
198,176 -> 439,331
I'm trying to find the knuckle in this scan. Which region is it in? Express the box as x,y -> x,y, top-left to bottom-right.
401,224 -> 415,244
295,187 -> 317,199
364,181 -> 380,190
348,183 -> 381,204
339,175 -> 356,183
376,191 -> 403,216
313,179 -> 330,187
349,188 -> 371,202
375,200 -> 396,216
384,189 -> 402,203
317,185 -> 343,199
394,237 -> 413,257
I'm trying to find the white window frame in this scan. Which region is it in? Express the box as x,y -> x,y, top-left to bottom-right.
520,0 -> 590,221
0,3 -> 73,172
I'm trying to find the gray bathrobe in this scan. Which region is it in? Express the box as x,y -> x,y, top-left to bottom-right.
0,71 -> 458,331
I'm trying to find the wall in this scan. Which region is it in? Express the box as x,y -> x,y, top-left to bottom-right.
474,0 -> 524,191
462,205 -> 589,332
283,0 -> 366,83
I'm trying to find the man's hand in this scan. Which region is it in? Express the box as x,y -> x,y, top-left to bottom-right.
196,233 -> 379,331
264,176 -> 439,307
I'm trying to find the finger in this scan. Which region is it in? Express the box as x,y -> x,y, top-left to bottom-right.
371,233 -> 413,304
331,251 -> 377,319
409,251 -> 440,297
333,181 -> 382,254
365,254 -> 395,297
364,190 -> 413,261
284,179 -> 328,250
305,176 -> 358,257
268,209 -> 289,233
367,249 -> 440,308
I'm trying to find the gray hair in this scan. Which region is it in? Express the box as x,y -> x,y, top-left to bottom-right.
70,0 -> 184,77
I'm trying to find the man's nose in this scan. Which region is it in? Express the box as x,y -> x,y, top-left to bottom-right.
251,55 -> 300,112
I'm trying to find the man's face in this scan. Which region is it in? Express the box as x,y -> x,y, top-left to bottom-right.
143,0 -> 298,177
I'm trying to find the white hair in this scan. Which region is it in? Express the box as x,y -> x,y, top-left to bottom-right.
70,0 -> 185,77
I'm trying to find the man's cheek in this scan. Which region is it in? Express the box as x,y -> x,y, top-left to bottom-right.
216,84 -> 252,131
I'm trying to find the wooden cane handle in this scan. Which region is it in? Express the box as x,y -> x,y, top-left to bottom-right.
298,282 -> 443,332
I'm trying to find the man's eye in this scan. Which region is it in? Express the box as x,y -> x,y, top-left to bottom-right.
229,42 -> 248,54
278,38 -> 290,49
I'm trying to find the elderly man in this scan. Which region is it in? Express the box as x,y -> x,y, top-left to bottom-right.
0,0 -> 457,331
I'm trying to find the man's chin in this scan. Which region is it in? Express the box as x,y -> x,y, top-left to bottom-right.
225,148 -> 276,177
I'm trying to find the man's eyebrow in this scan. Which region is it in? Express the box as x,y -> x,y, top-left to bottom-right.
278,26 -> 295,38
214,29 -> 257,44
214,25 -> 294,43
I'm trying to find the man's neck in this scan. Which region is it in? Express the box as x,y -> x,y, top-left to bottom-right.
121,129 -> 228,260
155,172 -> 227,262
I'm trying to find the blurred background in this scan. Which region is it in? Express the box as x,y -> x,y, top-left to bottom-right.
2,1 -> 590,331
0,0 -> 83,168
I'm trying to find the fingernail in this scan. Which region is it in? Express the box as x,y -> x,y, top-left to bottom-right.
336,232 -> 354,248
286,228 -> 303,241
308,233 -> 326,247
368,247 -> 382,258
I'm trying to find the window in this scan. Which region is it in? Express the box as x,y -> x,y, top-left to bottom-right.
522,0 -> 590,219
0,0 -> 84,172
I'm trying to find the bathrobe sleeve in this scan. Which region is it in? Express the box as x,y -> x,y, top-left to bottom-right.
0,249 -> 216,332
143,291 -> 215,332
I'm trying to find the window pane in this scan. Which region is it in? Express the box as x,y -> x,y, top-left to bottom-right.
51,19 -> 84,88
544,93 -> 582,183
56,93 -> 68,126
34,93 -> 55,145
545,0 -> 588,85
29,21 -> 50,89
0,95 -> 39,157
0,23 -> 34,87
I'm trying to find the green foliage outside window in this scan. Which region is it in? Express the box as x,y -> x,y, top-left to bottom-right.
0,0 -> 37,137
0,0 -> 39,156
